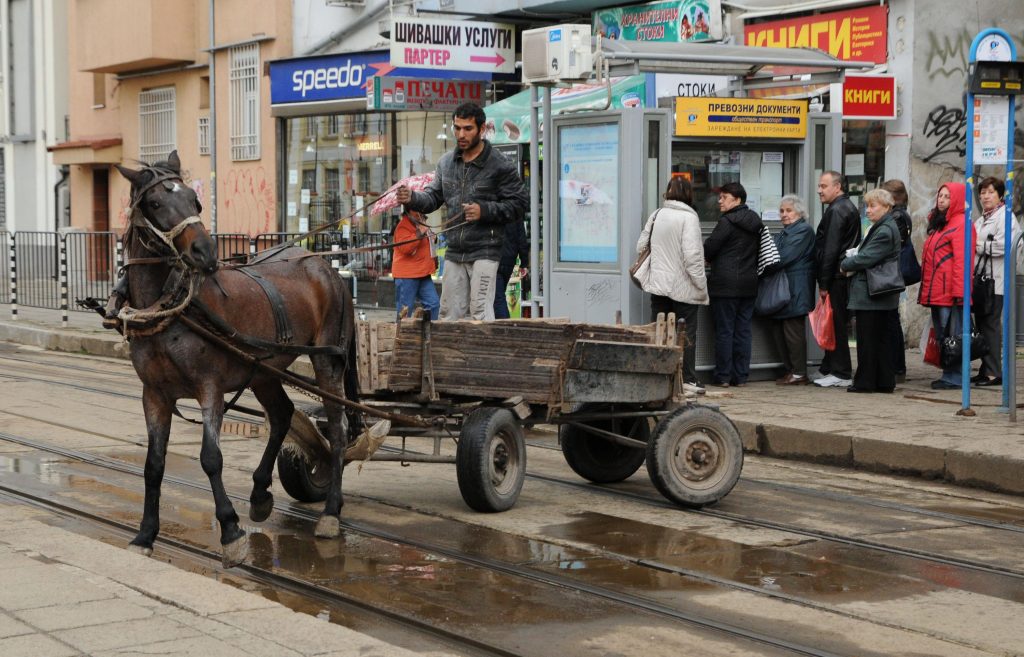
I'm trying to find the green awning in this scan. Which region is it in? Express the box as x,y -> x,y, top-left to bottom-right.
484,75 -> 647,144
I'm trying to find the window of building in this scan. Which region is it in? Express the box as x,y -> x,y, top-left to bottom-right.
138,87 -> 176,163
198,117 -> 210,155
305,117 -> 318,140
324,168 -> 340,198
229,43 -> 260,161
199,75 -> 210,110
92,74 -> 106,108
326,115 -> 340,137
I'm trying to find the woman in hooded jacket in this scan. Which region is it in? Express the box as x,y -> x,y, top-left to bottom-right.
637,176 -> 708,395
918,182 -> 976,389
703,181 -> 763,387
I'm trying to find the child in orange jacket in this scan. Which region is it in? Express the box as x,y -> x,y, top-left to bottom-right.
392,211 -> 439,320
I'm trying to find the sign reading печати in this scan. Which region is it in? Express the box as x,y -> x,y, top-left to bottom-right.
390,17 -> 515,74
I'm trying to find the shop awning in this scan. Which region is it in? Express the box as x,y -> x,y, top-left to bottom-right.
49,137 -> 123,165
484,75 -> 647,144
599,37 -> 873,84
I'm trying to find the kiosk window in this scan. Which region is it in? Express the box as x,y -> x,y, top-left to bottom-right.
557,122 -> 620,264
672,145 -> 797,224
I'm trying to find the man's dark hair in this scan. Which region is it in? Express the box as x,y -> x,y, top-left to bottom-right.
719,181 -> 747,204
881,179 -> 908,206
664,176 -> 693,205
978,176 -> 1006,199
822,170 -> 845,190
453,102 -> 487,129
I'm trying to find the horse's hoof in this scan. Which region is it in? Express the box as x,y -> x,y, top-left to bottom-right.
249,494 -> 274,523
314,515 -> 340,538
127,543 -> 153,557
222,534 -> 249,568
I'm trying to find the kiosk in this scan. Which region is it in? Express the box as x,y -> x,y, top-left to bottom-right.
538,37 -> 870,378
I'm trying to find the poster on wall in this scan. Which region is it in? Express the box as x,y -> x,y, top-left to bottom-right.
973,96 -> 1011,165
558,123 -> 620,263
593,1 -> 722,43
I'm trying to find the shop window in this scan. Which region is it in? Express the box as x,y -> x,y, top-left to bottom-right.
842,120 -> 886,212
325,168 -> 340,199
138,86 -> 176,163
229,43 -> 260,161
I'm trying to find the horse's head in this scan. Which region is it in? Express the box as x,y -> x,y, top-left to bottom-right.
116,151 -> 218,274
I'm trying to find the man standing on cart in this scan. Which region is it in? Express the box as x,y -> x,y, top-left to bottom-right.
396,102 -> 529,321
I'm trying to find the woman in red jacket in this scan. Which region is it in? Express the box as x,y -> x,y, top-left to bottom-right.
392,211 -> 439,320
918,182 -> 975,389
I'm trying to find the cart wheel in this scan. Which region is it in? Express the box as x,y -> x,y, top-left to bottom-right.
456,407 -> 526,512
560,410 -> 648,483
276,446 -> 330,503
646,405 -> 743,508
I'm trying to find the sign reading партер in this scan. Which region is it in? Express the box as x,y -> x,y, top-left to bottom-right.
390,17 -> 515,74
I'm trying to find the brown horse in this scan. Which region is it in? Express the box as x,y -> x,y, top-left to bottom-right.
115,152 -> 357,567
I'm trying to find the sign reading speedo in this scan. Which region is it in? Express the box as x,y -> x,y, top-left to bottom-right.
270,51 -> 496,105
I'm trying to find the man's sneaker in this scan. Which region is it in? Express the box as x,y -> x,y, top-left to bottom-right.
682,382 -> 706,396
814,374 -> 851,387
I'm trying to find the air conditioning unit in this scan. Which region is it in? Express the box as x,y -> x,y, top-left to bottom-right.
521,24 -> 593,85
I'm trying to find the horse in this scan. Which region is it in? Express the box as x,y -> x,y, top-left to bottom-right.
114,151 -> 358,567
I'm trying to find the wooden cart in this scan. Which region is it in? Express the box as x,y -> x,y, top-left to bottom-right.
276,313 -> 743,512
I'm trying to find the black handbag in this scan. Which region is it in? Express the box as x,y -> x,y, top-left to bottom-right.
630,210 -> 660,289
972,254 -> 996,316
755,270 -> 791,316
940,315 -> 990,368
899,241 -> 922,286
866,256 -> 905,297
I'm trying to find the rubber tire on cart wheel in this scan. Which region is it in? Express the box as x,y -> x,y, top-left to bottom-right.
276,446 -> 330,503
646,405 -> 743,508
560,409 -> 648,483
456,407 -> 526,512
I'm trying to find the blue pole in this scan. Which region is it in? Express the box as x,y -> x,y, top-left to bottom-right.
1001,93 -> 1015,411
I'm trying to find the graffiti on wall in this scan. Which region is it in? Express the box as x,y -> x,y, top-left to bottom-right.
222,167 -> 275,234
921,104 -> 967,163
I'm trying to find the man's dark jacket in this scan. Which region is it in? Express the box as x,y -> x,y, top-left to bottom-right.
814,194 -> 862,290
703,203 -> 763,298
405,140 -> 529,263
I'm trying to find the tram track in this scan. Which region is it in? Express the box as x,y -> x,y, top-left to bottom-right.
0,430 -> 880,657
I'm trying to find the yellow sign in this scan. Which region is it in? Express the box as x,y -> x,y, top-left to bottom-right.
674,98 -> 808,139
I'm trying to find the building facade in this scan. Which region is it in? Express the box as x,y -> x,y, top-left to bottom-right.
53,0 -> 292,236
1,0 -> 69,234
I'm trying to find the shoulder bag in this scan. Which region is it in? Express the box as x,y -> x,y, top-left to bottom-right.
899,241 -> 922,286
972,253 -> 996,316
866,256 -> 905,297
630,210 -> 660,289
755,269 -> 791,316
940,314 -> 990,368
756,226 -> 781,276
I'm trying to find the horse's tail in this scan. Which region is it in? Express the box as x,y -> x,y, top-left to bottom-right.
340,286 -> 363,439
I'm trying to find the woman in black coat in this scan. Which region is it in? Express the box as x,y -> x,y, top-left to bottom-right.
703,182 -> 763,387
772,195 -> 817,385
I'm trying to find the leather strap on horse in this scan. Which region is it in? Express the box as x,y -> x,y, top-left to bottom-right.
236,268 -> 294,344
190,298 -> 347,357
176,312 -> 430,428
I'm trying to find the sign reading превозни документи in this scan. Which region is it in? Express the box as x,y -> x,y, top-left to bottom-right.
674,98 -> 808,138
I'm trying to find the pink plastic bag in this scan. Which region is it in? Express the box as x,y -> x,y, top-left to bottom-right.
809,293 -> 836,351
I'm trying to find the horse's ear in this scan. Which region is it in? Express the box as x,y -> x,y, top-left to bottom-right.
167,150 -> 181,173
115,164 -> 141,185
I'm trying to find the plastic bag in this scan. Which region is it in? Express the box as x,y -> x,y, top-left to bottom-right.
809,292 -> 836,351
921,324 -> 942,368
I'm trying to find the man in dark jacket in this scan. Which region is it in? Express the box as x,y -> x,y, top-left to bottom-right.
813,171 -> 861,387
493,220 -> 529,319
397,103 -> 529,320
703,182 -> 763,387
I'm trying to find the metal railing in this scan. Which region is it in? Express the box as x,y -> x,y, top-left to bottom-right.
2,230 -> 402,321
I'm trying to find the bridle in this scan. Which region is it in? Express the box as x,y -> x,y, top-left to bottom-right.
127,166 -> 204,260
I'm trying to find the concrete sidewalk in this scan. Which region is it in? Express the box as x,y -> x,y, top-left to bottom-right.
2,306 -> 1022,496
0,503 -> 449,657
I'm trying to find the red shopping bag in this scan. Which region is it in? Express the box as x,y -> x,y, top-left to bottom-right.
922,326 -> 942,368
809,292 -> 836,351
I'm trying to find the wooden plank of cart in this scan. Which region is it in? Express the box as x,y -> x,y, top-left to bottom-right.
275,312 -> 744,512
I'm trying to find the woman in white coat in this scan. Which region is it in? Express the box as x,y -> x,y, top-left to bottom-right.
972,176 -> 1022,387
636,176 -> 709,394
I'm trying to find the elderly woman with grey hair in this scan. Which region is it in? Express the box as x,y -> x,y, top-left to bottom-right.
771,194 -> 818,384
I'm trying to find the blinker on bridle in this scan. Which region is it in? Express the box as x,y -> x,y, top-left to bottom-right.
130,167 -> 204,258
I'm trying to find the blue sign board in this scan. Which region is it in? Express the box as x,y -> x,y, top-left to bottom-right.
270,51 -> 495,105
